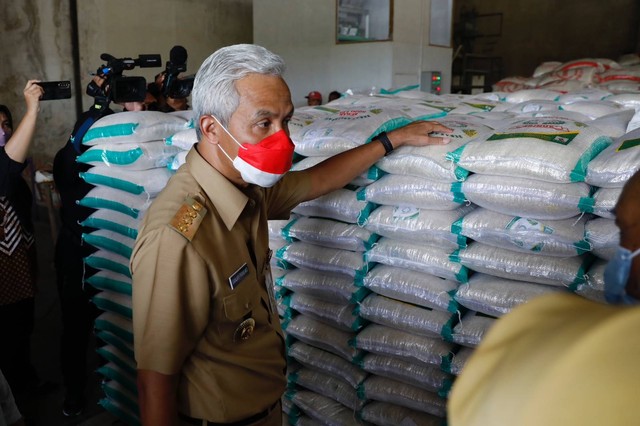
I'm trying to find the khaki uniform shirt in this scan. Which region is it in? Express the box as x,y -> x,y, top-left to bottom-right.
448,292 -> 640,426
131,146 -> 310,422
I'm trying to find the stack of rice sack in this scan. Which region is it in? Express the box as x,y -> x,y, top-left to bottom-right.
75,110 -> 195,425
275,96 -> 472,426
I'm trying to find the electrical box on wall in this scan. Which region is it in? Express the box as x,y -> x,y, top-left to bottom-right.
421,71 -> 442,95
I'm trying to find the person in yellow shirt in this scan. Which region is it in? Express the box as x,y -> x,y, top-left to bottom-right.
448,169 -> 640,426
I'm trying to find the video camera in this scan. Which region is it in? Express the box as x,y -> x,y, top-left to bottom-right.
160,45 -> 195,100
86,53 -> 162,104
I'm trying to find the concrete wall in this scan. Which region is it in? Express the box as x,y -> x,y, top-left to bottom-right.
454,0 -> 640,77
0,0 -> 252,166
254,0 -> 453,108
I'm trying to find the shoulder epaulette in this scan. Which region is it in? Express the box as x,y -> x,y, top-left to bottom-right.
169,195 -> 207,241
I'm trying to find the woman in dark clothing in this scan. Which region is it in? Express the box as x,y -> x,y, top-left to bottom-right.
0,80 -> 43,396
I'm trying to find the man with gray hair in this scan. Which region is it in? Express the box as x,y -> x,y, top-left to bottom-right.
131,44 -> 452,426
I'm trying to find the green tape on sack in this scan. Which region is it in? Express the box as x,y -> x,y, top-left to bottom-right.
356,187 -> 367,202
569,253 -> 595,292
446,145 -> 465,164
574,239 -> 592,256
92,296 -> 132,319
449,249 -> 461,263
454,166 -> 470,181
85,257 -> 131,278
83,122 -> 139,144
78,198 -> 140,219
101,382 -> 139,414
578,196 -> 595,213
96,347 -> 136,377
451,181 -> 465,204
350,286 -> 371,303
457,234 -> 468,249
455,266 -> 469,284
82,233 -> 133,259
446,289 -> 459,314
280,217 -> 298,242
81,217 -> 138,240
77,147 -> 144,166
98,398 -> 140,426
80,172 -> 144,195
451,217 -> 464,236
96,331 -> 134,359
380,84 -> 420,94
439,377 -> 454,399
364,233 -> 380,251
441,354 -> 453,374
356,382 -> 367,401
441,314 -> 456,343
85,275 -> 132,296
367,164 -> 384,180
357,202 -> 377,226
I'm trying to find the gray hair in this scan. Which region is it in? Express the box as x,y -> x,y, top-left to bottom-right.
192,44 -> 286,135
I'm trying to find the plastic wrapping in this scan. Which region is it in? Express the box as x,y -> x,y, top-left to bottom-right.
354,324 -> 454,370
85,249 -> 132,278
359,401 -> 444,426
292,188 -> 375,225
586,127 -> 640,188
365,237 -> 468,283
454,242 -> 592,288
99,390 -> 140,426
460,174 -> 592,220
365,204 -> 473,250
287,342 -> 368,388
76,140 -> 182,170
362,265 -> 459,313
450,347 -> 475,376
288,390 -> 359,426
360,375 -> 446,418
591,186 -> 622,219
452,311 -> 497,347
357,294 -> 456,340
97,344 -> 136,377
360,353 -> 453,397
357,174 -> 463,211
283,217 -> 377,252
375,116 -> 494,182
455,207 -> 590,257
585,217 -> 619,260
268,218 -> 294,241
276,269 -> 369,304
276,242 -> 370,280
96,362 -> 136,395
102,378 -> 138,416
290,367 -> 365,411
448,116 -> 611,183
284,315 -> 362,362
285,293 -> 364,332
96,331 -> 134,360
454,273 -> 566,317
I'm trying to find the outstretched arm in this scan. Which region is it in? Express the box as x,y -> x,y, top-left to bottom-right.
303,120 -> 453,201
5,80 -> 43,163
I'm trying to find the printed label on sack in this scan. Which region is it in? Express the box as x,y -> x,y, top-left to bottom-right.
487,131 -> 579,145
617,137 -> 640,152
505,217 -> 554,251
393,206 -> 420,219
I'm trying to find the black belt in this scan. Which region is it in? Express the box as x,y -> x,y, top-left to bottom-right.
178,401 -> 278,426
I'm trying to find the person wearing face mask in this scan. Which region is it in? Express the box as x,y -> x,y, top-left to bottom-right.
0,81 -> 52,401
130,44 -> 453,426
447,170 -> 640,426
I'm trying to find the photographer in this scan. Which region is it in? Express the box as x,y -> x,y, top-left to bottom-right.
53,74 -> 114,417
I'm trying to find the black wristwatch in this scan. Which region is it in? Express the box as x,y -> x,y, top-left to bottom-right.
375,131 -> 394,156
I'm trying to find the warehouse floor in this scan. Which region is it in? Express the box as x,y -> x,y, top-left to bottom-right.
14,206 -> 122,426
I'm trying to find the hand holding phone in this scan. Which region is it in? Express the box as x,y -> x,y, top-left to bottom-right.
36,81 -> 72,101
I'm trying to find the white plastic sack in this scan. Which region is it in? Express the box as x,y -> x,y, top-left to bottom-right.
459,174 -> 592,220
361,375 -> 447,418
358,174 -> 464,211
586,127 -> 640,187
359,401 -> 444,426
576,258 -> 607,303
585,217 -> 619,260
291,155 -> 383,186
76,141 -> 182,170
282,217 -> 377,252
451,311 -> 497,348
291,367 -> 364,411
80,165 -> 173,197
448,116 -> 611,183
275,269 -> 368,304
285,293 -> 362,332
81,209 -> 141,240
78,186 -> 152,219
292,188 -> 375,225
287,341 -> 367,388
591,187 -> 622,219
284,315 -> 361,362
275,241 -> 370,279
365,204 -> 473,250
164,127 -> 197,150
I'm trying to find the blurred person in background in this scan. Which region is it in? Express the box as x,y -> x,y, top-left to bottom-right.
305,90 -> 322,106
0,80 -> 52,406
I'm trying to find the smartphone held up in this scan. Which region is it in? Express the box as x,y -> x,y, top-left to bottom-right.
36,81 -> 72,101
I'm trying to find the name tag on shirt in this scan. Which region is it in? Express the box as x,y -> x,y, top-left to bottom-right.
229,263 -> 249,289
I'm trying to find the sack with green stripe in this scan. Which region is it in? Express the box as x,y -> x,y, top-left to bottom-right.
362,265 -> 459,313
585,217 -> 619,260
81,209 -> 140,240
586,126 -> 640,188
82,229 -> 134,259
357,293 -> 456,341
360,400 -> 446,426
287,341 -> 367,388
454,242 -> 593,288
276,269 -> 369,304
375,114 -> 493,182
285,293 -> 364,332
452,311 -> 497,348
80,165 -> 172,197
591,186 -> 621,219
275,241 -> 370,280
291,154 -> 384,186
446,116 -> 611,183
575,258 -> 607,303
454,273 -> 565,317
456,207 -> 591,257
77,141 -> 182,171
82,110 -> 190,146
292,188 -> 375,226
78,186 -> 152,219
291,367 -> 365,411
281,217 -> 377,252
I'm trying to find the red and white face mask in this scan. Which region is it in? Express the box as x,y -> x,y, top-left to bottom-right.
212,116 -> 295,187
